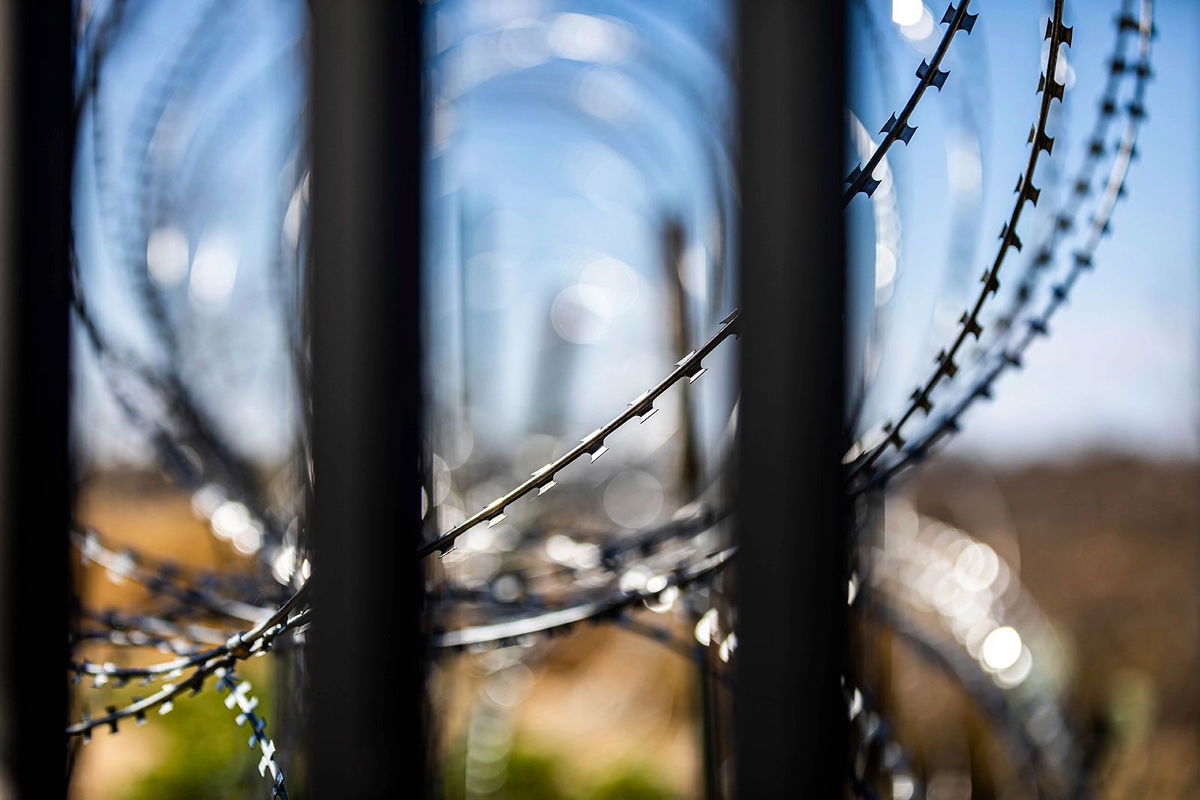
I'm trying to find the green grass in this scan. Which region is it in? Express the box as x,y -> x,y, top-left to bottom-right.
441,740 -> 678,800
121,666 -> 277,800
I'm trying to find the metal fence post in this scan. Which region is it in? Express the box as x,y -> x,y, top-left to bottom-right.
0,2 -> 72,797
310,1 -> 427,796
736,0 -> 848,795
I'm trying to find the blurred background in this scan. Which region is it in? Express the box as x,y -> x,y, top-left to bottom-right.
852,1 -> 1200,796
65,0 -> 1198,797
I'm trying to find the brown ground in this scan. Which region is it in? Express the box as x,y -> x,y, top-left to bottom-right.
904,455 -> 1200,798
69,456 -> 1200,798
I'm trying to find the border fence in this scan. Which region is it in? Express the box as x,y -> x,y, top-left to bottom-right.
0,0 -> 1164,796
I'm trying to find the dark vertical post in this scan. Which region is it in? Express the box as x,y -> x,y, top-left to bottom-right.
310,1 -> 426,797
735,0 -> 847,796
0,2 -> 72,797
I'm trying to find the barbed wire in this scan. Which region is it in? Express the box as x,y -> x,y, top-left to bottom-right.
69,608 -> 308,692
84,0 -> 282,532
73,528 -> 271,623
433,504 -> 1067,793
844,1 -> 978,203
72,626 -> 208,658
850,686 -> 924,800
872,605 -> 1049,794
75,4 -> 298,576
520,608 -> 932,800
432,503 -> 726,613
419,311 -> 739,558
124,10 -> 307,573
857,0 -> 1154,492
65,1 -> 1164,795
434,546 -> 733,649
976,1 -> 1149,361
866,503 -> 1080,790
76,605 -> 234,649
215,668 -> 290,799
68,582 -> 308,736
70,266 -> 289,575
846,0 -> 1072,480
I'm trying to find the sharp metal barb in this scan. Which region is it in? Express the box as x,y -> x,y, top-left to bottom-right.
419,313 -> 740,558
847,0 -> 1080,484
68,586 -> 310,735
434,548 -> 734,649
216,668 -> 289,799
856,0 -> 1154,492
973,0 -> 1153,366
844,0 -> 976,205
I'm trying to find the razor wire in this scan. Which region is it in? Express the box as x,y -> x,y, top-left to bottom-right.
434,546 -> 734,649
77,606 -> 237,648
90,0 -> 284,545
844,1 -> 979,203
215,669 -> 290,799
978,2 -> 1151,360
70,261 -> 292,576
846,0 -> 1073,479
419,310 -> 740,558
863,503 -> 1080,793
68,582 -> 308,735
857,0 -> 1154,492
73,528 -> 273,623
63,1 -> 1165,796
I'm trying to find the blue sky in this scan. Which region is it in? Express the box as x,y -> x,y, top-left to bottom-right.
429,0 -> 1199,466
850,0 -> 1199,462
73,0 -> 1198,471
